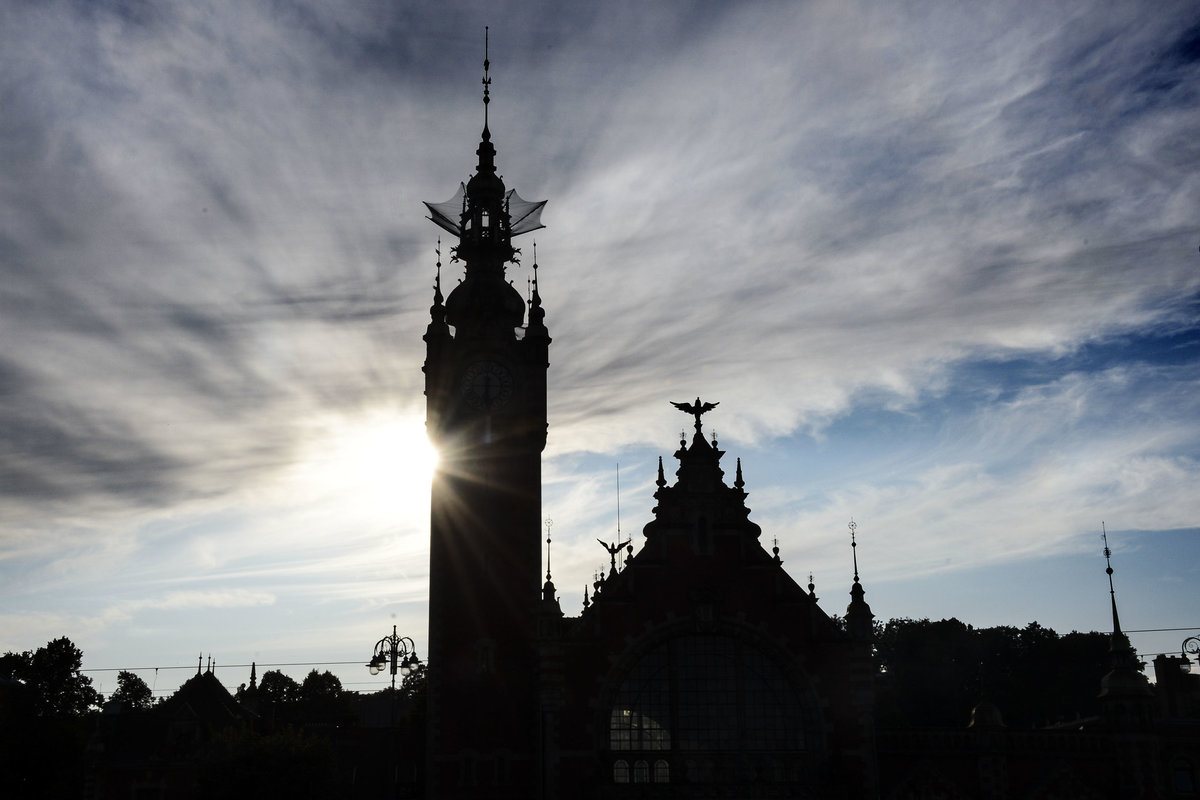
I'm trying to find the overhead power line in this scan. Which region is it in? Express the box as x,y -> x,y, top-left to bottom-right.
82,659 -> 366,673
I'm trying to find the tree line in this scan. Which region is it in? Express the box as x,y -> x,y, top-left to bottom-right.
2,619 -> 1117,728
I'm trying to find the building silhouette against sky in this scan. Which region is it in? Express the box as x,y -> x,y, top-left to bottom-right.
421,43 -> 875,800
416,41 -> 1199,800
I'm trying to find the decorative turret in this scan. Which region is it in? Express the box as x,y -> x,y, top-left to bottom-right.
423,30 -> 546,342
641,399 -> 762,549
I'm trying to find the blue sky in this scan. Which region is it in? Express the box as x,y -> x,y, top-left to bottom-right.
2,0 -> 1198,700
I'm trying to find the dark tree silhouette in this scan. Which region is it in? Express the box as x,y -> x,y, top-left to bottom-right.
109,669 -> 154,710
257,669 -> 300,706
0,636 -> 100,716
398,660 -> 428,702
298,669 -> 353,724
874,618 -> 1115,728
0,637 -> 100,797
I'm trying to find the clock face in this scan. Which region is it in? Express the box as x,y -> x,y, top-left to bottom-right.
461,360 -> 514,411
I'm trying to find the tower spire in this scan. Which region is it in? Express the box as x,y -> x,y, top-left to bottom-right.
846,518 -> 873,642
1102,521 -> 1122,635
545,517 -> 553,584
1096,522 -> 1153,714
850,518 -> 860,584
482,26 -> 491,140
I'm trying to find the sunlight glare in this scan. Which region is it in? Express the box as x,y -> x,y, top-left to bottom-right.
291,410 -> 439,527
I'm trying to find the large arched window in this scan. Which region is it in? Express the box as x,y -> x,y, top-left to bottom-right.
607,634 -> 813,785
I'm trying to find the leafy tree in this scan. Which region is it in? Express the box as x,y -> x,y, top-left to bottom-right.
399,660 -> 428,702
1,637 -> 99,796
875,618 -> 1118,729
0,636 -> 100,716
109,669 -> 153,710
298,669 -> 353,723
257,669 -> 300,707
299,668 -> 343,700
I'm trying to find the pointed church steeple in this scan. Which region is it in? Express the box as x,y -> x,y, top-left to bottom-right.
1097,526 -> 1152,708
845,519 -> 874,643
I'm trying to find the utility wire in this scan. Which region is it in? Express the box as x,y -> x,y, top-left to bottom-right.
83,659 -> 366,673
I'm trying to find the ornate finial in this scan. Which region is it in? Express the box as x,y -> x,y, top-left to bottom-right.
1102,522 -> 1123,635
680,430 -> 686,447
772,534 -> 782,565
735,457 -> 745,490
711,429 -> 718,447
849,518 -> 860,583
672,398 -> 719,433
598,535 -> 631,577
583,585 -> 590,609
481,26 -> 491,136
197,653 -> 202,676
656,455 -> 666,488
808,572 -> 816,596
433,239 -> 444,302
545,517 -> 554,582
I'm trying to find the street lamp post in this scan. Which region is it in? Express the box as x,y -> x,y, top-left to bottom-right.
367,625 -> 419,691
1182,635 -> 1200,673
367,626 -> 420,798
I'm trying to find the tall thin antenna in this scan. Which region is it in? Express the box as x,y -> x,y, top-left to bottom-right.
616,462 -> 622,545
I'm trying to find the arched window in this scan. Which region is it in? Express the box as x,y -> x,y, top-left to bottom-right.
612,760 -> 629,784
607,634 -> 812,785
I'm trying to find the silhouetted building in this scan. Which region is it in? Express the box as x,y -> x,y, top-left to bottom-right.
419,51 -> 1200,800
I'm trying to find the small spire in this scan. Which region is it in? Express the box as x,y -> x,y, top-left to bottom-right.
583,585 -> 590,609
734,457 -> 744,490
481,26 -> 491,139
434,239 -> 444,304
845,519 -> 874,642
849,518 -> 860,583
656,455 -> 666,488
197,653 -> 202,677
249,661 -> 257,690
545,517 -> 553,582
772,534 -> 782,565
1102,522 -> 1123,635
808,572 -> 816,598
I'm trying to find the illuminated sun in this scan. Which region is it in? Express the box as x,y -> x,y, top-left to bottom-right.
293,411 -> 439,524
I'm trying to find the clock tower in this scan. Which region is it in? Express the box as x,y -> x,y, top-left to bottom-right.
421,40 -> 549,799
